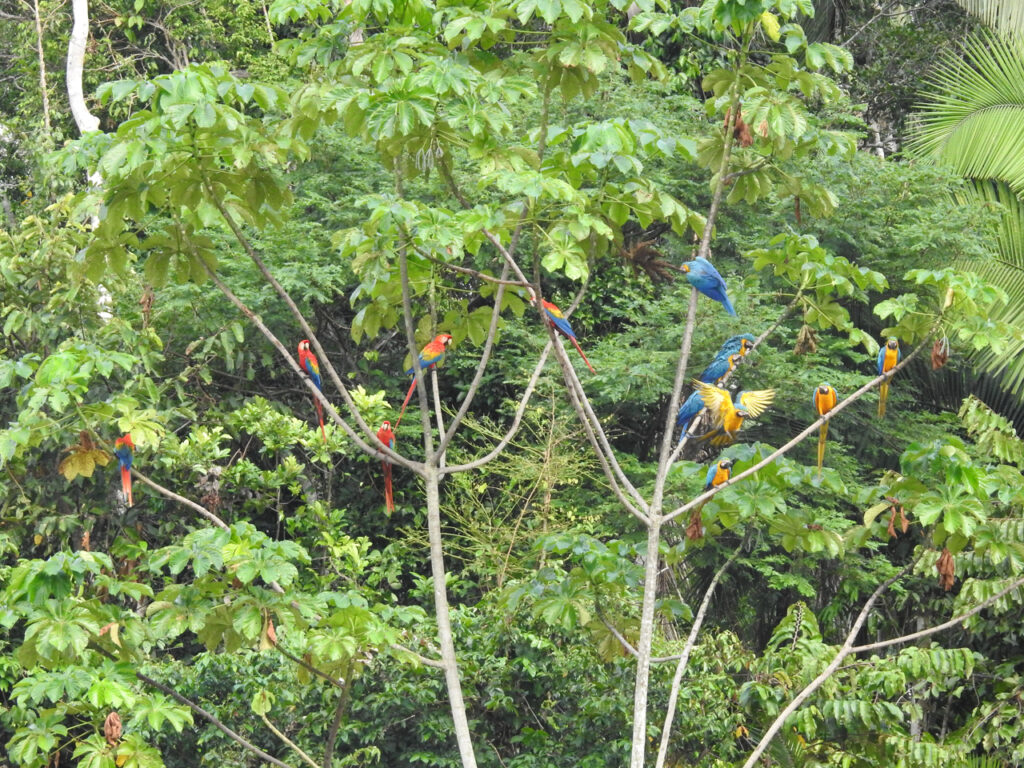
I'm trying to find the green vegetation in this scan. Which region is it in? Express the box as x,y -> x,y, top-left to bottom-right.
1,0 -> 1024,767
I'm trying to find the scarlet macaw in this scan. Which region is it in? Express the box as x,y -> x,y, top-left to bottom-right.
876,337 -> 900,419
540,299 -> 595,373
813,383 -> 838,476
694,381 -> 775,446
297,339 -> 326,443
699,352 -> 742,385
681,257 -> 737,316
113,434 -> 135,507
396,333 -> 453,428
377,420 -> 396,514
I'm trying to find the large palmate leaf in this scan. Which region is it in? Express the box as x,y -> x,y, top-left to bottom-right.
908,34 -> 1024,407
958,181 -> 1024,392
953,0 -> 1024,38
907,34 -> 1024,197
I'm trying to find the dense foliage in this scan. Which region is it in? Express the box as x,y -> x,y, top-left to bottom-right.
1,0 -> 1023,767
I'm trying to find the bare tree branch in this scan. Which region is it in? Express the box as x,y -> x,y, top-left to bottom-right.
654,543 -> 743,768
663,331 -> 934,525
260,713 -> 321,768
739,564 -> 913,768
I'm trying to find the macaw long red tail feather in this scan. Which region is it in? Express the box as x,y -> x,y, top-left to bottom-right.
121,465 -> 133,507
817,422 -> 828,476
570,338 -> 596,374
395,376 -> 418,429
315,398 -> 326,444
382,461 -> 394,514
878,382 -> 889,419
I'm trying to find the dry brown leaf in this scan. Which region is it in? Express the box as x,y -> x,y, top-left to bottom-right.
685,507 -> 703,541
104,711 -> 122,747
936,548 -> 955,591
931,337 -> 950,370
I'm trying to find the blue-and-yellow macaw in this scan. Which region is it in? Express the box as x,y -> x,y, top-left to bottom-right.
397,333 -> 453,428
694,381 -> 775,446
681,257 -> 737,316
541,299 -> 595,373
699,352 -> 742,385
676,390 -> 705,442
876,337 -> 900,419
688,458 -> 735,540
377,420 -> 396,514
114,434 -> 135,507
297,339 -> 326,443
813,383 -> 838,476
717,334 -> 755,359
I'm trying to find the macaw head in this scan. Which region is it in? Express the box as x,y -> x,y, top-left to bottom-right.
719,458 -> 734,471
680,262 -> 692,274
437,333 -> 453,348
298,339 -> 311,357
817,383 -> 833,396
739,339 -> 754,355
734,407 -> 749,419
380,420 -> 391,431
886,337 -> 899,350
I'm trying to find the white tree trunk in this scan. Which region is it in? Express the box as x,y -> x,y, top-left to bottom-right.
67,0 -> 100,134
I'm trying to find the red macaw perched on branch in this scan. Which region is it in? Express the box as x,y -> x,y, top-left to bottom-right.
297,340 -> 326,443
813,383 -> 838,476
877,337 -> 901,419
113,434 -> 135,507
396,333 -> 453,428
377,420 -> 396,515
538,297 -> 595,373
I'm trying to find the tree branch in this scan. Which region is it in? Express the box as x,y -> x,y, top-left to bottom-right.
663,331 -> 934,525
850,574 -> 1024,654
205,192 -> 404,468
198,255 -> 419,475
654,543 -> 742,768
260,713 -> 321,768
740,563 -> 913,768
93,646 -> 295,768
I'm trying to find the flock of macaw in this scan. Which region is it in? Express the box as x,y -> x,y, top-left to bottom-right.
107,256 -> 905,518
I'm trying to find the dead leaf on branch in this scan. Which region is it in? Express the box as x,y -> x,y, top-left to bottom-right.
103,711 -> 122,747
685,507 -> 703,541
58,431 -> 111,481
936,548 -> 956,591
794,324 -> 817,355
885,497 -> 909,538
932,337 -> 950,370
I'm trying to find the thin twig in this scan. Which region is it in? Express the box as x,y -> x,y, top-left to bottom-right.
260,713 -> 321,768
93,646 -> 295,768
130,469 -> 229,531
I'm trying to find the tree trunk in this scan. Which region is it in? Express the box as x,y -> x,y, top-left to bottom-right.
424,465 -> 478,768
67,0 -> 100,133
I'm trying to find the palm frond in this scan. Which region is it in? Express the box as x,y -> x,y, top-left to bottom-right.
907,34 -> 1024,196
952,0 -> 1024,39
